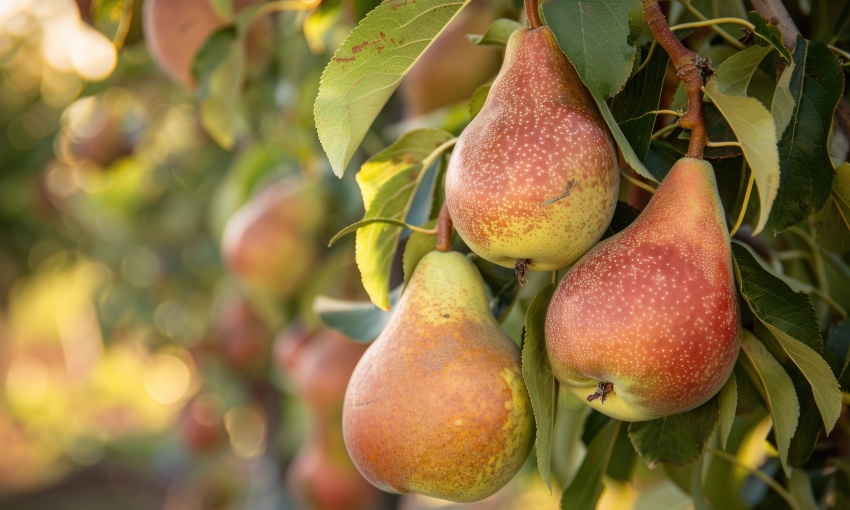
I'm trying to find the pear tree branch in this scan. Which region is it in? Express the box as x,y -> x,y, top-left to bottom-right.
436,203 -> 453,252
641,0 -> 707,159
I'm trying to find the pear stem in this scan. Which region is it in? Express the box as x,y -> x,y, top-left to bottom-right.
641,0 -> 707,159
436,203 -> 453,252
525,0 -> 542,30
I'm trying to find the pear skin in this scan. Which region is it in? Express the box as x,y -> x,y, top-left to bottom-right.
342,250 -> 534,502
446,26 -> 619,271
545,158 -> 741,421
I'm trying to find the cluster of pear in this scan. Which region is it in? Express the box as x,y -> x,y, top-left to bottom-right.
342,20 -> 741,504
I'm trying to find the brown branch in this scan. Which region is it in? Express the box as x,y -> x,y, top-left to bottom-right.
642,0 -> 707,159
525,0 -> 541,30
436,203 -> 453,252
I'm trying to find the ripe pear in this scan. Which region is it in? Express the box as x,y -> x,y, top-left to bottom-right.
220,179 -> 324,300
545,158 -> 741,422
142,0 -> 270,89
342,250 -> 534,502
445,25 -> 619,272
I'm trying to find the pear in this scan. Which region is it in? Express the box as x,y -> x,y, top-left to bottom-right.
545,158 -> 741,422
220,179 -> 324,300
342,250 -> 534,502
445,25 -> 619,272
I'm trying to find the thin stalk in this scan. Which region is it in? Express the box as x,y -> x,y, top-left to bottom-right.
829,44 -> 850,63
706,448 -> 800,510
705,140 -> 742,148
436,204 -> 453,252
729,170 -> 754,237
634,40 -> 659,75
676,0 -> 746,50
525,0 -> 542,29
670,18 -> 755,33
651,123 -> 679,140
620,169 -> 657,194
809,288 -> 848,319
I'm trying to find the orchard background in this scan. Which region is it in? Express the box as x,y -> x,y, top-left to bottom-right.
0,0 -> 849,509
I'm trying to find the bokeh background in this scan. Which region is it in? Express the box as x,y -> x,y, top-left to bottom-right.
0,0 -> 561,508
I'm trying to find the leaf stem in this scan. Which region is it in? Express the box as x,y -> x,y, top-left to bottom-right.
670,18 -> 755,34
620,168 -> 657,194
729,170 -> 754,237
828,44 -> 850,63
421,138 -> 458,170
705,140 -> 743,148
642,0 -> 707,159
652,109 -> 682,117
706,448 -> 800,510
675,1 -> 746,50
651,123 -> 678,140
634,40 -> 659,75
809,288 -> 848,319
436,203 -> 453,252
525,0 -> 542,30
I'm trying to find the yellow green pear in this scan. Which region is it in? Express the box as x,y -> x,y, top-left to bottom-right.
342,250 -> 534,502
445,25 -> 619,272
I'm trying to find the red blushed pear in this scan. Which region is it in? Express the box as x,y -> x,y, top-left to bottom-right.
545,158 -> 741,422
445,25 -> 619,273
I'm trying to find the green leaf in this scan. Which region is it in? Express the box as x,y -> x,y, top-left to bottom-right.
771,61 -> 796,138
703,46 -> 779,235
609,45 -> 670,162
628,398 -> 719,467
314,0 -> 472,176
468,84 -> 490,120
354,130 -> 454,309
718,372 -> 737,450
739,330 -> 799,474
194,27 -> 247,150
731,242 -> 842,433
731,241 -> 823,352
599,98 -> 655,181
748,12 -> 793,62
813,161 -> 850,254
767,37 -> 844,232
471,256 -> 518,320
560,420 -> 622,510
402,223 -> 437,285
521,284 -> 557,489
468,18 -> 522,46
543,0 -> 642,100
788,464 -> 820,510
313,288 -> 400,342
787,371 -> 825,467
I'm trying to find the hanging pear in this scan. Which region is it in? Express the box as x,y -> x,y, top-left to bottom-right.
545,158 -> 741,421
445,25 -> 619,272
342,250 -> 534,502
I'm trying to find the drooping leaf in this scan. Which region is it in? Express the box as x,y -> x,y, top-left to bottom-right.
771,61 -> 796,138
787,371 -> 826,467
609,44 -> 670,162
402,222 -> 437,285
468,84 -> 490,120
468,18 -> 522,46
766,37 -> 844,232
731,242 -> 842,433
739,330 -> 799,474
718,372 -> 737,450
354,129 -> 454,309
194,27 -> 247,149
600,99 -> 656,181
606,424 -> 636,481
314,0 -> 472,176
748,12 -> 793,62
628,397 -> 719,467
731,241 -> 822,352
313,287 -> 401,342
788,467 -> 820,510
813,161 -> 850,254
542,0 -> 642,100
703,45 -> 779,235
521,284 -> 557,489
560,419 -> 622,510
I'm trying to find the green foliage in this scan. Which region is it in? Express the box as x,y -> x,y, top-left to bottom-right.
521,284 -> 557,489
561,419 -> 622,510
314,0 -> 472,176
628,398 -> 719,467
468,18 -> 522,46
